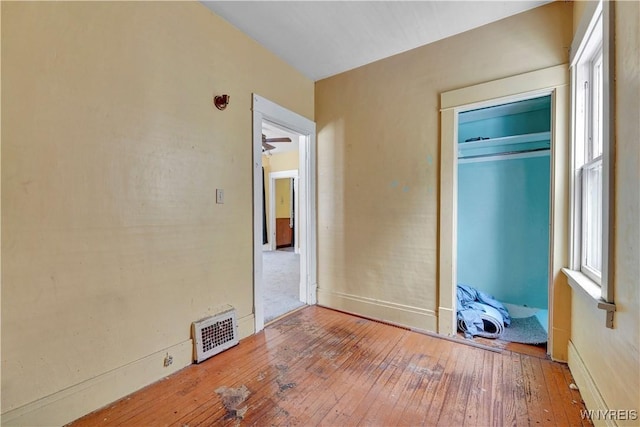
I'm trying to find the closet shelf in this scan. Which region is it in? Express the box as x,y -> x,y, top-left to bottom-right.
459,131 -> 550,149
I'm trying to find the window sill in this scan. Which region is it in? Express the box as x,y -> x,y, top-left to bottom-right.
562,268 -> 616,328
562,268 -> 601,300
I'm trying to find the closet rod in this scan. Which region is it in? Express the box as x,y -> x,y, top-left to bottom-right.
458,147 -> 549,161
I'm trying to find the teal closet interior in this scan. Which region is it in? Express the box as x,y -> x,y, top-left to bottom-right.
457,95 -> 551,313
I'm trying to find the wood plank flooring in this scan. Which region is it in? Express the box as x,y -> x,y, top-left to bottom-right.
453,332 -> 549,359
69,306 -> 590,426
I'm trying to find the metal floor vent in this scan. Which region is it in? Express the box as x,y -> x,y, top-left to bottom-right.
192,307 -> 238,363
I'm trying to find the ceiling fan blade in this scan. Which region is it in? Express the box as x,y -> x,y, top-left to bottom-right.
262,142 -> 276,151
264,137 -> 292,143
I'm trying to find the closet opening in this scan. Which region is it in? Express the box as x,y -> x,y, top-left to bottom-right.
455,95 -> 552,356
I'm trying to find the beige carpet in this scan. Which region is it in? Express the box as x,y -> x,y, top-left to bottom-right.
263,249 -> 304,323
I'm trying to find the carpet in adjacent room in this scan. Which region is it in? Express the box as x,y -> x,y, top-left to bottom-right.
263,249 -> 304,323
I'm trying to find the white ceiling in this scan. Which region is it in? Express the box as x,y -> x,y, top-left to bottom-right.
262,121 -> 300,155
202,1 -> 550,81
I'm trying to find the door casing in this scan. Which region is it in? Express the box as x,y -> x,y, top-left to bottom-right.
252,94 -> 317,333
438,65 -> 571,361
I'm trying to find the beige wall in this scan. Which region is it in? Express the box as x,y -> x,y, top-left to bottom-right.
1,2 -> 313,424
572,0 -> 588,31
268,150 -> 299,173
568,1 -> 640,424
275,179 -> 292,219
315,2 -> 573,329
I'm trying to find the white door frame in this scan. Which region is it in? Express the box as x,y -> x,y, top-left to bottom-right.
252,94 -> 317,333
269,170 -> 299,252
438,65 -> 570,360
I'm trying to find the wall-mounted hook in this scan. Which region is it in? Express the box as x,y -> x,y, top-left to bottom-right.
214,94 -> 230,110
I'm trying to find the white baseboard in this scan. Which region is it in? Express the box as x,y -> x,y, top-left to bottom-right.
2,340 -> 194,427
1,312 -> 253,426
317,288 -> 437,331
568,340 -> 616,427
237,312 -> 256,339
437,306 -> 456,335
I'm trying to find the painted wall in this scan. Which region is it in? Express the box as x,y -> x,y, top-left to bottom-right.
315,2 -> 573,330
568,1 -> 640,424
1,2 -> 313,424
458,156 -> 550,309
275,179 -> 292,219
268,150 -> 299,173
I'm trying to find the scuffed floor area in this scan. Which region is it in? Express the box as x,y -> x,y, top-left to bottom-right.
69,306 -> 591,426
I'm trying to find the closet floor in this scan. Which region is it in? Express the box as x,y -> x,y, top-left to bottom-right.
454,332 -> 548,359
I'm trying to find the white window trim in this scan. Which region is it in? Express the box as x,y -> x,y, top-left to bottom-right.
565,0 -> 616,328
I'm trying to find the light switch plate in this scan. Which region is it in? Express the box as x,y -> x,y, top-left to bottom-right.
216,189 -> 224,204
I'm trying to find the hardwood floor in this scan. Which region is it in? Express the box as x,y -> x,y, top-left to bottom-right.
69,306 -> 590,426
453,332 -> 549,359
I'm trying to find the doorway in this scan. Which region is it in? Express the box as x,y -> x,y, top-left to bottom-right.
252,94 -> 317,333
268,171 -> 299,252
456,95 -> 551,352
263,140 -> 302,323
438,65 -> 571,361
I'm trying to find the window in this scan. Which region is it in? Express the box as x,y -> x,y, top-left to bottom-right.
581,43 -> 603,284
567,0 -> 614,307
